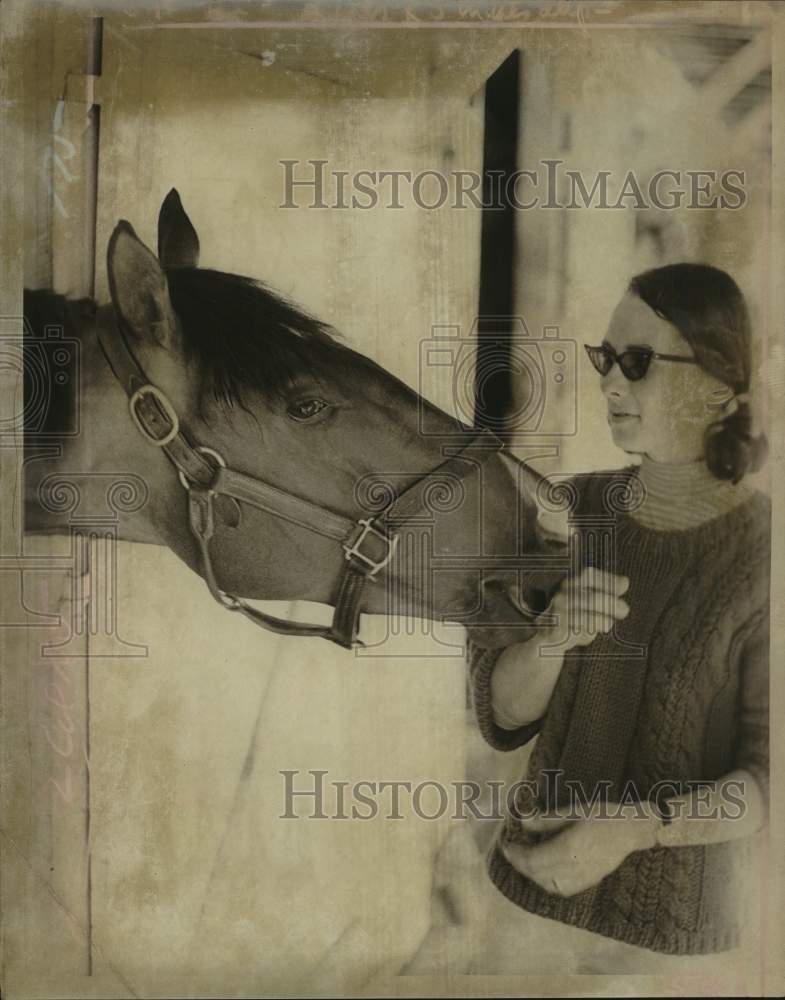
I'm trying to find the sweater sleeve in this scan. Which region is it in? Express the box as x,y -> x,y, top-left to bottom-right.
467,639 -> 543,752
466,470 -> 609,753
734,605 -> 769,811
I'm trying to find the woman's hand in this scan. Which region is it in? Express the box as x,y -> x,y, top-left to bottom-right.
490,568 -> 631,730
501,805 -> 658,898
501,765 -> 769,898
535,566 -> 630,654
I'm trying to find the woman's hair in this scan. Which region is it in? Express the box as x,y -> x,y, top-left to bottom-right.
628,263 -> 767,484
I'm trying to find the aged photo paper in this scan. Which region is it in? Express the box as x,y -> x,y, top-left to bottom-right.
1,1 -> 783,997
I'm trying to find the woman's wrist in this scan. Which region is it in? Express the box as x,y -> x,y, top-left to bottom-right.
489,641 -> 535,729
585,799 -> 663,854
491,699 -> 531,731
583,774 -> 764,855
489,631 -> 563,729
627,800 -> 664,852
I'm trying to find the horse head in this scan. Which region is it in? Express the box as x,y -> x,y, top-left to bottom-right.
101,189 -> 567,649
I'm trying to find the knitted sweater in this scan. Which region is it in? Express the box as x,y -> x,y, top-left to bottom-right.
469,466 -> 770,955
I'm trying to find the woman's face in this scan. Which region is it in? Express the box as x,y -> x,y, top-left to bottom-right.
600,292 -> 732,463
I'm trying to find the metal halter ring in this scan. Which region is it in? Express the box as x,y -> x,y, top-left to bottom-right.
178,446 -> 227,491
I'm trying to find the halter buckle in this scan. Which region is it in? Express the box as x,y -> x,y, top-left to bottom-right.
343,519 -> 399,580
129,384 -> 180,447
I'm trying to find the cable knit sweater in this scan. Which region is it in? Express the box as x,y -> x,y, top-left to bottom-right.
469,465 -> 770,955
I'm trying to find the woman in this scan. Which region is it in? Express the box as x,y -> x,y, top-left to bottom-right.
470,263 -> 769,965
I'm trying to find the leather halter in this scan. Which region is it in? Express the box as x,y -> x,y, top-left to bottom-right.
98,318 -> 506,648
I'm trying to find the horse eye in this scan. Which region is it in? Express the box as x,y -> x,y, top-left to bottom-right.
287,398 -> 330,421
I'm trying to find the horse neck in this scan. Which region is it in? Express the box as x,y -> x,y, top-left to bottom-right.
24,302 -> 166,543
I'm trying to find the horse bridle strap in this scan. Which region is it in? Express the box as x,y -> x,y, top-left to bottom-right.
98,317 -> 505,648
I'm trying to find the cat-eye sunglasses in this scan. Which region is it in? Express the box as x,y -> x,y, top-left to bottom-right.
584,343 -> 698,382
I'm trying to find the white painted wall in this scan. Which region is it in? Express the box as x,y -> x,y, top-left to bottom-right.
85,23 -> 486,995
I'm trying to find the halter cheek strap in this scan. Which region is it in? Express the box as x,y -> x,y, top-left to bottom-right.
98,317 -> 506,649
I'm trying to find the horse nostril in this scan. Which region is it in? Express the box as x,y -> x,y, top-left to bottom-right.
481,575 -> 543,625
506,586 -> 538,620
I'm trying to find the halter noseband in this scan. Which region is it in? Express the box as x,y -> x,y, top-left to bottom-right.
98,318 -> 506,648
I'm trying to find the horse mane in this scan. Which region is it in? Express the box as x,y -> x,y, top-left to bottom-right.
166,267 -> 342,413
25,270 -> 347,435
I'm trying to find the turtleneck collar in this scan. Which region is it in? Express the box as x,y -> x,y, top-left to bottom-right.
630,454 -> 751,531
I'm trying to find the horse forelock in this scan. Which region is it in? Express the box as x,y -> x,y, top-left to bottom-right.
165,266 -> 345,412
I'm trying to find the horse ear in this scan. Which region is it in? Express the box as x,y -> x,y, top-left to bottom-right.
107,221 -> 181,352
158,188 -> 200,270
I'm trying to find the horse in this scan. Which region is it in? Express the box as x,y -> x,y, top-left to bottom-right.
23,189 -> 568,651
